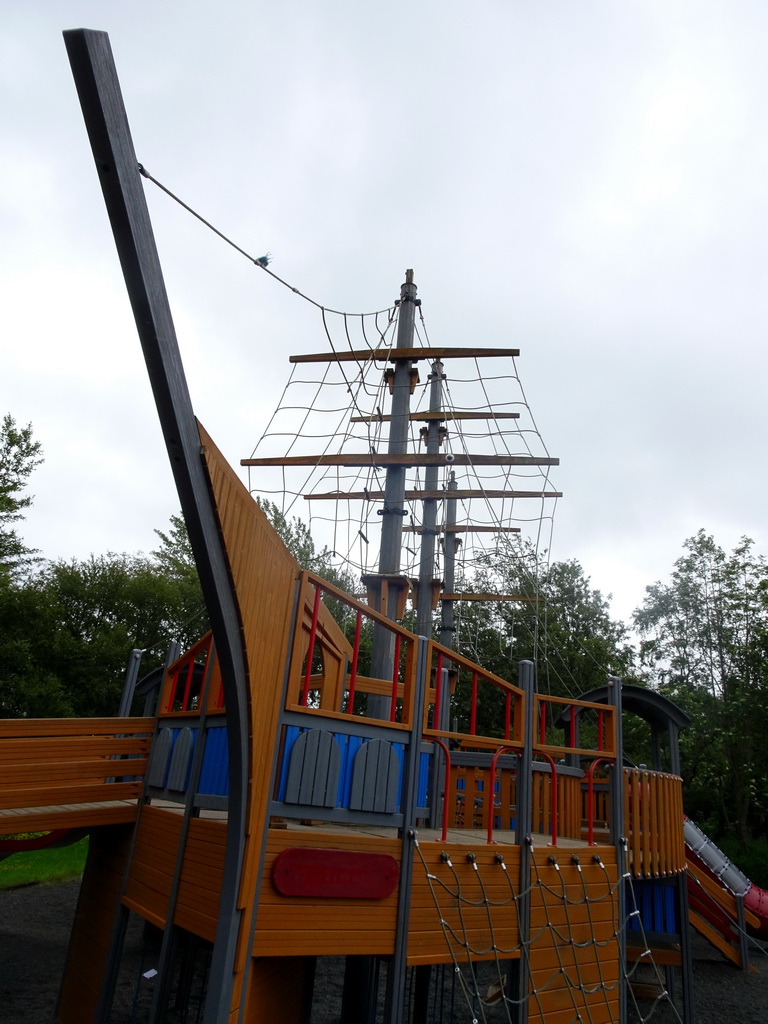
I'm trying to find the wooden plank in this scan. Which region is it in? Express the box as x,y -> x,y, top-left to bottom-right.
403,525 -> 521,534
0,717 -> 153,737
0,780 -> 141,810
243,453 -> 558,468
0,736 -> 150,759
305,488 -> 563,500
351,410 -> 521,422
441,593 -> 542,602
289,347 -> 520,363
0,757 -> 147,784
689,909 -> 743,967
0,801 -> 139,834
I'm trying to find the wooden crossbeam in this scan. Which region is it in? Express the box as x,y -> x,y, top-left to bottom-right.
403,525 -> 521,533
441,593 -> 543,602
349,411 -> 521,423
303,489 -> 562,500
242,454 -> 558,468
289,346 -> 520,364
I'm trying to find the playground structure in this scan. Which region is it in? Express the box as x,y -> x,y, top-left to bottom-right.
2,26 -> 767,1024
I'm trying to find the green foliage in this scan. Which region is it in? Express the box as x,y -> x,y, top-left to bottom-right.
151,513 -> 207,634
257,498 -> 357,593
634,531 -> 768,844
0,414 -> 43,582
715,835 -> 768,890
454,540 -> 635,699
0,516 -> 209,719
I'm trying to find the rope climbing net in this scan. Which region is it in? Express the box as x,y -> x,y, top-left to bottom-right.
245,302 -> 558,600
412,839 -> 685,1024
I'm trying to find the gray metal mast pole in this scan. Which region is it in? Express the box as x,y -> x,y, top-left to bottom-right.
414,359 -> 444,640
439,472 -> 458,649
368,270 -> 418,718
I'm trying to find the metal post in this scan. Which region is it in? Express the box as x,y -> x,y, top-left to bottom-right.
607,675 -> 627,1024
63,31 -> 250,1024
344,274 -> 417,1019
415,359 -> 444,640
384,636 -> 430,1023
368,271 -> 418,717
117,649 -> 144,718
440,473 -> 458,648
515,659 -> 535,1024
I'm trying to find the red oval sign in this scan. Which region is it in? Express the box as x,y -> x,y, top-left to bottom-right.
272,847 -> 399,899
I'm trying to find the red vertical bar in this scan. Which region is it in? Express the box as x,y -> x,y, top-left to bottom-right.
433,651 -> 444,728
390,634 -> 401,722
180,659 -> 195,711
504,691 -> 511,740
470,671 -> 478,735
569,705 -> 576,749
539,701 -> 547,744
301,585 -> 322,706
347,610 -> 362,713
165,668 -> 179,713
597,711 -> 604,751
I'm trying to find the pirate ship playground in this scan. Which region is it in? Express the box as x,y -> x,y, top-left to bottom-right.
1,28 -> 767,1024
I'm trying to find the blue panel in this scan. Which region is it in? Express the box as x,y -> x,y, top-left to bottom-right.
199,725 -> 229,796
277,726 -> 302,801
417,750 -> 431,808
664,885 -> 677,932
338,733 -> 363,807
627,880 -> 678,936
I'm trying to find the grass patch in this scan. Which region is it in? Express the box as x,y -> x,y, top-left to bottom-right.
0,836 -> 89,889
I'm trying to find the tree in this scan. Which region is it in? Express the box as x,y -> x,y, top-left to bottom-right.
0,414 -> 43,582
0,513 -> 211,719
152,513 -> 207,636
634,531 -> 768,844
437,541 -> 636,745
457,540 -> 635,697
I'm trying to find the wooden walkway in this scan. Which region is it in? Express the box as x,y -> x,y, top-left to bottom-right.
0,799 -> 140,835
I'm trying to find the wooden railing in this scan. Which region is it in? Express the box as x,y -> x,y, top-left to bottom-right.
624,767 -> 685,876
0,717 -> 154,832
423,640 -> 525,750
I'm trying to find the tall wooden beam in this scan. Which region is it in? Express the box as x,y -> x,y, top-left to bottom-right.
63,29 -> 249,1024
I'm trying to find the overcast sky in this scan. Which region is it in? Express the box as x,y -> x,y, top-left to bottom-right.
3,1 -> 768,627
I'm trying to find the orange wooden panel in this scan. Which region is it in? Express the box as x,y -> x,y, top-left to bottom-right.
0,717 -> 153,738
242,956 -> 315,1024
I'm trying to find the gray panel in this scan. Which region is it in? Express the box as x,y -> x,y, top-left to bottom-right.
284,730 -> 341,808
147,727 -> 173,788
167,728 -> 195,792
349,739 -> 400,814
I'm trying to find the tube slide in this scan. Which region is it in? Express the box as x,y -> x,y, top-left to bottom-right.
684,816 -> 768,940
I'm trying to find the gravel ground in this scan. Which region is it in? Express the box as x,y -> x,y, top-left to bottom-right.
1,879 -> 766,1022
